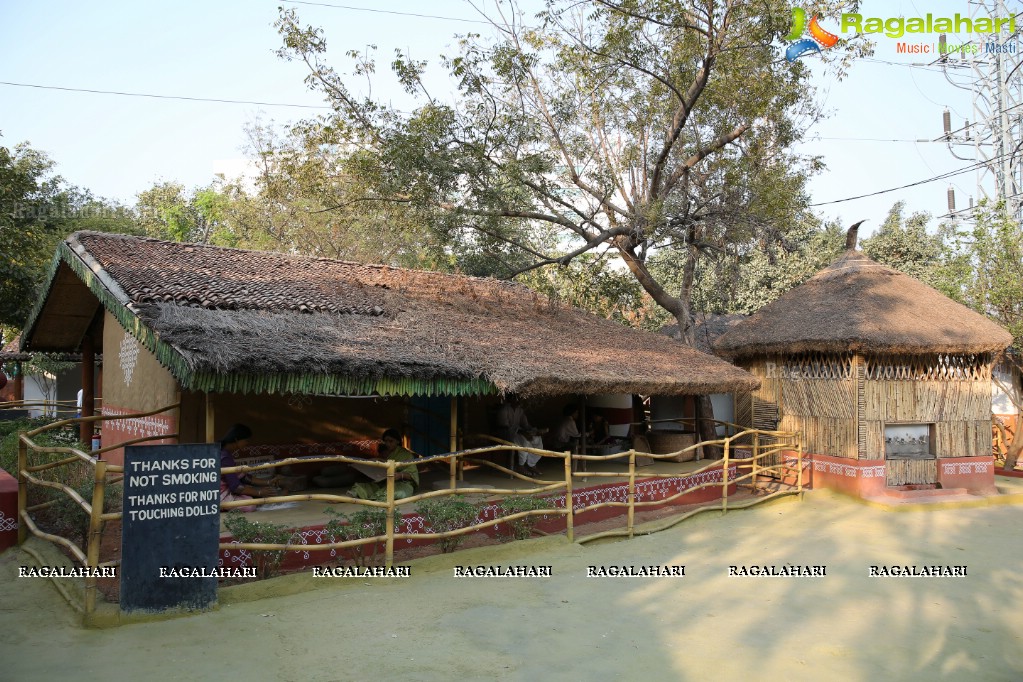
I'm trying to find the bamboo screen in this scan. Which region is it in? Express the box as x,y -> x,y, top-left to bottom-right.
886,458 -> 938,486
741,353 -> 995,462
861,357 -> 992,459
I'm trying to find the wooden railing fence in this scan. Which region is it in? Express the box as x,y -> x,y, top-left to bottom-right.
14,408 -> 801,615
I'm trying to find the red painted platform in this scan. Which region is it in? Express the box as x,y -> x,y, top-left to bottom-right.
778,452 -> 997,499
0,467 -> 18,551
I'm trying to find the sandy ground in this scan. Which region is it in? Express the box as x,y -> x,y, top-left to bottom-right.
2,489 -> 1023,682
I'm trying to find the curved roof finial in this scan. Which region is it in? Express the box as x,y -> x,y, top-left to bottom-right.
846,220 -> 866,251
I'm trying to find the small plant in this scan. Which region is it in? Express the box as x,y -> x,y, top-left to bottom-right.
499,494 -> 549,540
415,496 -> 480,553
324,507 -> 402,567
223,514 -> 298,580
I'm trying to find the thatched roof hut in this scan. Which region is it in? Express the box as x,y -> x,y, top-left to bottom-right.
21,232 -> 756,399
712,244 -> 1011,498
714,250 -> 1011,359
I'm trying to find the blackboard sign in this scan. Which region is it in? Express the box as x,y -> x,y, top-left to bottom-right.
120,444 -> 221,612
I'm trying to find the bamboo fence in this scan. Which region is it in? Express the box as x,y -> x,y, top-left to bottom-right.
15,406 -> 801,617
15,401 -> 180,615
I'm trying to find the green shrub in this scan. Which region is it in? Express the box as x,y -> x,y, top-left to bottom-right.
415,496 -> 480,553
223,514 -> 298,580
1,418 -> 111,550
324,507 -> 403,566
499,495 -> 549,540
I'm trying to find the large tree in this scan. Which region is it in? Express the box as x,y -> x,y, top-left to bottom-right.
276,0 -> 864,342
0,140 -> 137,332
935,204 -> 1023,349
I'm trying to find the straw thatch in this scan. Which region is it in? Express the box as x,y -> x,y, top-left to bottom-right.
21,232 -> 758,398
714,250 -> 1013,359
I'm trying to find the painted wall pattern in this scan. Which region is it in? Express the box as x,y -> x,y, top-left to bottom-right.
101,406 -> 175,443
219,466 -> 738,566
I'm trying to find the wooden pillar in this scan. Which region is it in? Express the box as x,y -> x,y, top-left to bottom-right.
205,393 -> 215,443
449,396 -> 458,453
578,397 -> 587,474
13,361 -> 23,401
854,353 -> 866,460
79,335 -> 95,445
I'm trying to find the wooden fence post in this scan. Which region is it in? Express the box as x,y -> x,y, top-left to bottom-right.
385,460 -> 395,570
17,435 -> 27,545
751,431 -> 759,492
564,451 -> 574,543
85,458 -> 106,615
627,450 -> 636,539
797,433 -> 804,497
722,437 -> 731,514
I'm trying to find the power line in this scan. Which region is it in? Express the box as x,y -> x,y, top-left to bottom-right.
816,136 -> 932,142
280,0 -> 494,25
809,154 -> 1011,207
0,80 -> 330,109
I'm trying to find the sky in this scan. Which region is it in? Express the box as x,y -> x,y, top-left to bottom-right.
1,0 -> 1019,238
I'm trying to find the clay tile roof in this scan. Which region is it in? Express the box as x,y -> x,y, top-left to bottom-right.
0,335 -> 31,362
714,250 -> 1013,359
77,233 -> 387,315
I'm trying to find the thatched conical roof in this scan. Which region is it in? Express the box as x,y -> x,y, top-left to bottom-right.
714,249 -> 1012,359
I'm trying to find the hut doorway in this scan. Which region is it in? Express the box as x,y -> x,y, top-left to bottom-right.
884,423 -> 938,487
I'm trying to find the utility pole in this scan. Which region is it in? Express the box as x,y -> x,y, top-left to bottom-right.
941,0 -> 1023,221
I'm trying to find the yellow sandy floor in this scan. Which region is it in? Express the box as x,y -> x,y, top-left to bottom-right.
3,486 -> 1023,681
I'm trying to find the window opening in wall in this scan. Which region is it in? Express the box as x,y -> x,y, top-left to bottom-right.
884,423 -> 935,460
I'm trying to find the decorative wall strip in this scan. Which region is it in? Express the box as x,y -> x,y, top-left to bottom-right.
941,461 -> 992,475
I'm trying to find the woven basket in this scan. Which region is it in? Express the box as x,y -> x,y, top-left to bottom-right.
647,431 -> 698,462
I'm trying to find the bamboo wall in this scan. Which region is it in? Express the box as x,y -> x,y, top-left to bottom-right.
740,353 -> 995,463
886,459 -> 937,486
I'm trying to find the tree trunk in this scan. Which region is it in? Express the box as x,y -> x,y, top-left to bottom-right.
1004,419 -> 1022,471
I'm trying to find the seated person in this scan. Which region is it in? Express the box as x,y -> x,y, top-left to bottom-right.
219,424 -> 284,512
346,428 -> 421,501
549,403 -> 584,452
587,412 -> 610,445
494,394 -> 546,476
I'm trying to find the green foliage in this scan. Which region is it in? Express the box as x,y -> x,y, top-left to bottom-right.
0,142 -> 72,328
135,180 -> 236,246
0,140 -> 139,328
223,514 -> 298,580
0,417 -> 114,550
861,202 -> 944,286
518,253 -> 643,323
415,496 -> 480,553
648,217 -> 845,319
323,506 -> 403,567
935,204 -> 1023,350
498,495 -> 549,540
273,1 -> 868,336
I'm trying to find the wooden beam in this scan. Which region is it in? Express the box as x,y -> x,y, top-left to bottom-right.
79,334 -> 95,445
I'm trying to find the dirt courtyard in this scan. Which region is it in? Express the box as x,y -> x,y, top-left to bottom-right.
2,489 -> 1022,681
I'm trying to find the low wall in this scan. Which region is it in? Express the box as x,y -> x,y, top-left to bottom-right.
778,452 -> 995,497
218,465 -> 739,571
0,468 -> 18,551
